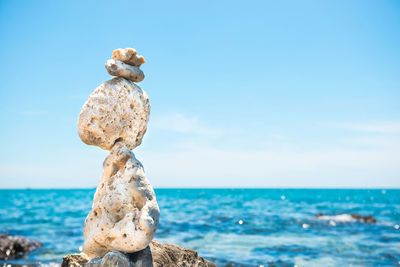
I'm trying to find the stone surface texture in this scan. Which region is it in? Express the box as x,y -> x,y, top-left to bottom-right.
100,251 -> 131,267
62,253 -> 90,267
105,59 -> 144,82
78,77 -> 150,151
149,240 -> 216,267
83,141 -> 160,258
77,48 -> 213,266
112,48 -> 145,67
0,234 -> 42,260
62,240 -> 216,267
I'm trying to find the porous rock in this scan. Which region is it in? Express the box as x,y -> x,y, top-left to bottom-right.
149,240 -> 216,267
62,240 -> 216,267
78,77 -> 150,151
105,59 -> 145,82
0,234 -> 42,260
62,253 -> 90,267
83,141 -> 160,258
112,48 -> 145,67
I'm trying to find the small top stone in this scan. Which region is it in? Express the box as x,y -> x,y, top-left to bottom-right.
105,59 -> 144,82
105,48 -> 146,82
112,48 -> 145,67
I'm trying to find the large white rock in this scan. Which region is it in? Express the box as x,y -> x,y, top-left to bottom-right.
78,77 -> 150,151
83,141 -> 160,258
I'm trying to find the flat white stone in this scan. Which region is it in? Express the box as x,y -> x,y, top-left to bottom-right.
83,142 -> 160,258
78,77 -> 150,151
105,59 -> 144,82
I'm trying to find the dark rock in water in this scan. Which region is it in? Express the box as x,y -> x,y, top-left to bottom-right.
0,234 -> 42,260
62,240 -> 216,267
350,214 -> 376,224
316,213 -> 377,224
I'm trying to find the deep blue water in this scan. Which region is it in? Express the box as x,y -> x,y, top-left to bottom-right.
0,189 -> 399,266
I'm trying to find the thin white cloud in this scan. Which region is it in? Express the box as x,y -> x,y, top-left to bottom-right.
150,112 -> 223,136
326,121 -> 400,134
2,120 -> 400,188
339,136 -> 400,148
141,140 -> 400,188
2,136 -> 399,188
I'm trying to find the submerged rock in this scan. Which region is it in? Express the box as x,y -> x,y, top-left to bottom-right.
349,214 -> 376,224
0,234 -> 42,260
316,213 -> 377,224
62,240 -> 216,267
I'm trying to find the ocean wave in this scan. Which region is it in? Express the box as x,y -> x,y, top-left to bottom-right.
40,263 -> 60,267
1,189 -> 399,266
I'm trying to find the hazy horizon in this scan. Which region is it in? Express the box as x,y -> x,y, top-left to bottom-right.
1,187 -> 399,190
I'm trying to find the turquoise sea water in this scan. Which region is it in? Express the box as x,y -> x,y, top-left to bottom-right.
0,189 -> 399,266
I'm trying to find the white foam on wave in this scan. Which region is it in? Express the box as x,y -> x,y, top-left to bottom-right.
40,263 -> 61,267
317,214 -> 356,223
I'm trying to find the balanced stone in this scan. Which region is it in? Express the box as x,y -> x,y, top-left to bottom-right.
75,48 -> 214,266
78,77 -> 150,151
112,48 -> 145,67
83,141 -> 160,258
100,251 -> 130,267
105,59 -> 144,82
79,48 -> 159,258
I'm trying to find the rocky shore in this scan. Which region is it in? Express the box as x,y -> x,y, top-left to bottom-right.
0,234 -> 42,261
62,240 -> 216,267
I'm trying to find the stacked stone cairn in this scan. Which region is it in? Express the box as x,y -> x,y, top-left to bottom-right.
68,48 -> 216,267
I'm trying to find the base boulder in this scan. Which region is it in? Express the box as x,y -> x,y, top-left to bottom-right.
62,240 -> 216,267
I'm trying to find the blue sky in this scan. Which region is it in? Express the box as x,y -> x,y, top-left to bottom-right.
0,0 -> 399,188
